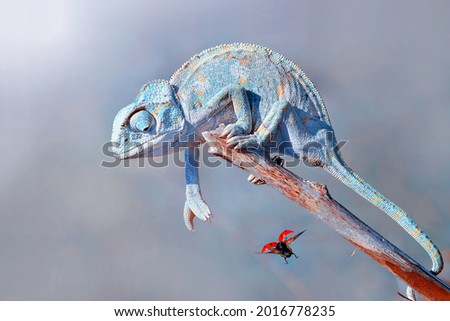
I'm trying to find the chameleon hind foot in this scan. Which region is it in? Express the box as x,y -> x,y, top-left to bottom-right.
248,155 -> 285,185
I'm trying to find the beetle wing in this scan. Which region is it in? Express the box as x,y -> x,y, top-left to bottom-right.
261,242 -> 278,253
278,230 -> 294,242
285,229 -> 307,245
261,250 -> 283,255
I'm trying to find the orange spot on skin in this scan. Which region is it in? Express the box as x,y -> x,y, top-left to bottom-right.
239,56 -> 250,66
257,125 -> 268,136
412,229 -> 420,237
394,211 -> 405,219
198,75 -> 206,82
173,115 -> 183,125
302,116 -> 308,126
153,102 -> 170,115
277,84 -> 285,99
238,76 -> 247,84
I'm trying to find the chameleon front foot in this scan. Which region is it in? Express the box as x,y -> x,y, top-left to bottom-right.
184,186 -> 212,231
183,199 -> 212,231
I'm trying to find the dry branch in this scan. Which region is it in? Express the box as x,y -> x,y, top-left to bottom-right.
203,126 -> 450,301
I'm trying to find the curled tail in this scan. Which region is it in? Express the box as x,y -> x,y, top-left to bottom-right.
324,152 -> 443,275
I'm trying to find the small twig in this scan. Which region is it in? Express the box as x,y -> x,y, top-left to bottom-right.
203,126 -> 450,301
397,292 -> 413,301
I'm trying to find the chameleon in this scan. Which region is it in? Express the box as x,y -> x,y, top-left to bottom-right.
110,43 -> 443,279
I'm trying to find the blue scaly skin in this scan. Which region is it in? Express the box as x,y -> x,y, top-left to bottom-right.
110,43 -> 443,279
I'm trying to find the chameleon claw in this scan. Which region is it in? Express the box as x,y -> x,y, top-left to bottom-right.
220,123 -> 246,139
248,174 -> 266,185
183,202 -> 196,231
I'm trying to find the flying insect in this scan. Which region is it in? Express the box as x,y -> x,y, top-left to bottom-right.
261,229 -> 307,263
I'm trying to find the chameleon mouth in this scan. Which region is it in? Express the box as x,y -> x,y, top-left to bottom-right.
110,131 -> 180,160
112,144 -> 149,160
111,140 -> 166,160
110,144 -> 123,159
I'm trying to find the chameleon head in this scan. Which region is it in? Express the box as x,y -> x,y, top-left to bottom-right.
111,80 -> 185,159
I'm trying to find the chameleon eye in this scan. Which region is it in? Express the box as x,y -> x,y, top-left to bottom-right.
129,109 -> 154,132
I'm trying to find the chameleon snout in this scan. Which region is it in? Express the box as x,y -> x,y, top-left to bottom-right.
110,141 -> 124,159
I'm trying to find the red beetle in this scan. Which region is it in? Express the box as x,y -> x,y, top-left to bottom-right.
261,229 -> 307,263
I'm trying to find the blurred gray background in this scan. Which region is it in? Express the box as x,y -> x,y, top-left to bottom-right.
0,0 -> 449,300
